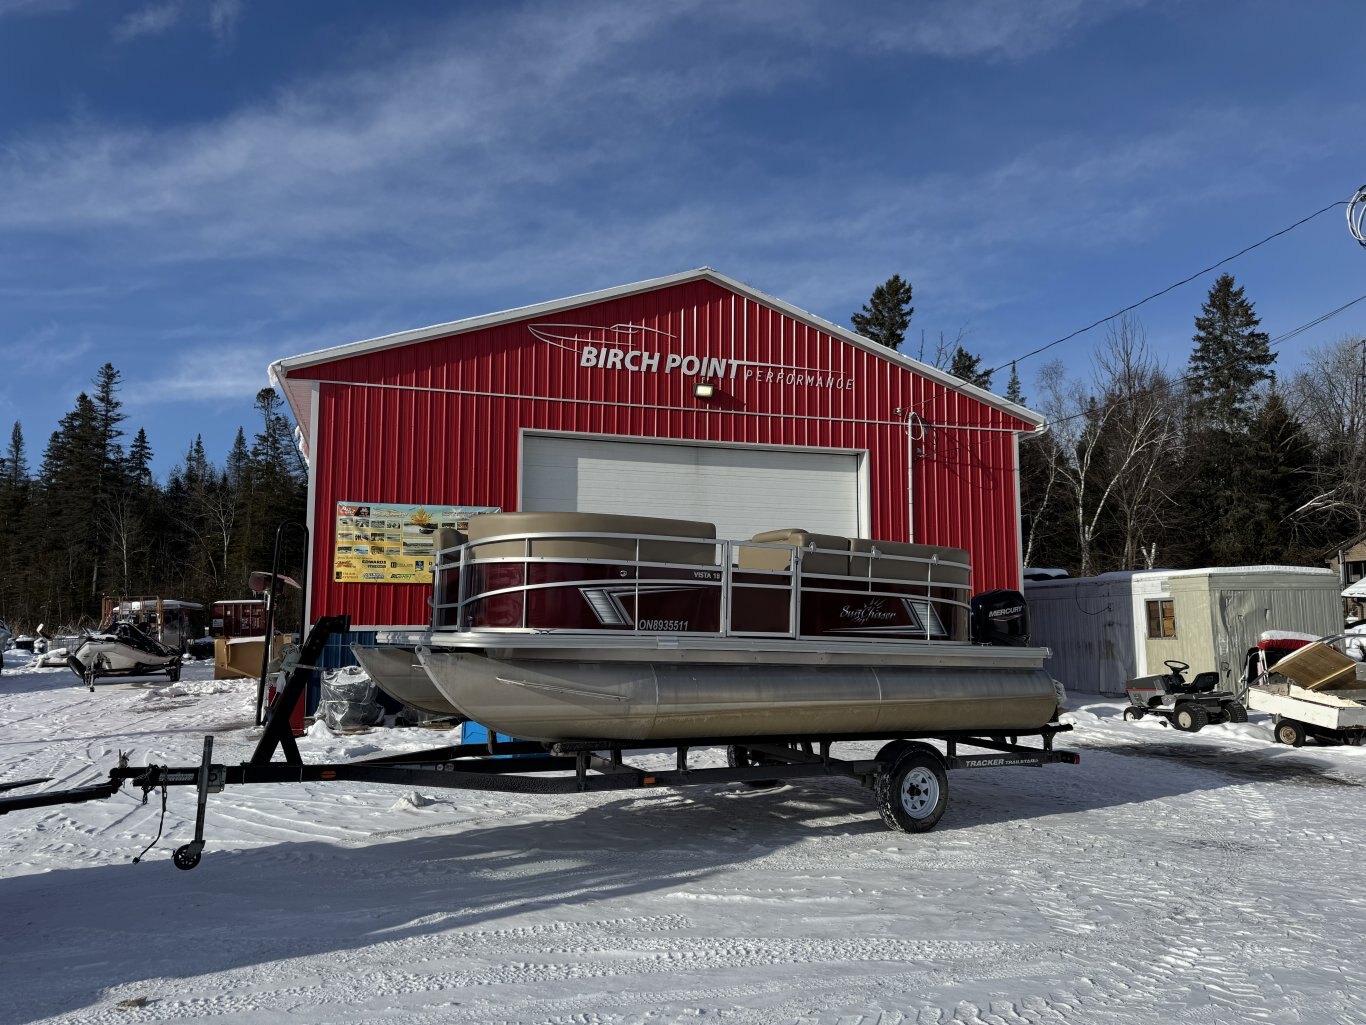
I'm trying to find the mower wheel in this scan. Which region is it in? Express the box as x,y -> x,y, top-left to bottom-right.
1273,719 -> 1306,747
1221,701 -> 1248,724
1122,707 -> 1144,721
1173,702 -> 1209,732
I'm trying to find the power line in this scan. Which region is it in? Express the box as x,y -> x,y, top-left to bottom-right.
986,197 -> 1351,377
1038,290 -> 1366,432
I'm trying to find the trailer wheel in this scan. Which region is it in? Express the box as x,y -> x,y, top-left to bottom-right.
166,662 -> 181,684
875,749 -> 948,833
726,745 -> 781,789
172,844 -> 202,871
1273,719 -> 1306,747
1220,701 -> 1248,724
1173,702 -> 1209,732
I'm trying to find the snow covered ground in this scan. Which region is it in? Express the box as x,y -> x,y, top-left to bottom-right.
4,655 -> 1366,1025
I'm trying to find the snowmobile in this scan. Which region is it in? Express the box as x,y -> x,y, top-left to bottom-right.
66,621 -> 183,691
1122,659 -> 1247,732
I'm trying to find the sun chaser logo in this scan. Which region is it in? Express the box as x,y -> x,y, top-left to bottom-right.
528,321 -> 856,391
839,599 -> 898,626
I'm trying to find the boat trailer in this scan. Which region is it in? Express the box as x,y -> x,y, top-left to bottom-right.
0,615 -> 1080,869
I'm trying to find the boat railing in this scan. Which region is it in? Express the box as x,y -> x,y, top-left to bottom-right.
431,529 -> 972,642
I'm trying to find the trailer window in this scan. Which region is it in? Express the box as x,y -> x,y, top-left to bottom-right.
1146,599 -> 1176,639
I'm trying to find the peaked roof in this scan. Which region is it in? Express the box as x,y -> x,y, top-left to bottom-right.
269,267 -> 1045,436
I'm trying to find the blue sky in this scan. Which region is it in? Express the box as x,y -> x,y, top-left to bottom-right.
2,0 -> 1364,476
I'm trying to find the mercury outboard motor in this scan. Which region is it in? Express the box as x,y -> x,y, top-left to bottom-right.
971,589 -> 1031,646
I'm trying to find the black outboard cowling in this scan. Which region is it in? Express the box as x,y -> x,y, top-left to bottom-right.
971,589 -> 1031,646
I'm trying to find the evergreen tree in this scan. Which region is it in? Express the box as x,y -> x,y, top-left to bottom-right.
36,393 -> 106,621
0,422 -> 32,624
1212,390 -> 1318,565
125,428 -> 154,488
1188,273 -> 1275,431
1180,275 -> 1277,564
92,362 -> 127,463
1005,362 -> 1025,404
948,346 -> 993,390
226,428 -> 251,488
851,274 -> 914,351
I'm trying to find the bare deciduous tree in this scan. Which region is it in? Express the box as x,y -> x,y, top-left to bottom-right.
1035,317 -> 1183,576
1288,336 -> 1366,538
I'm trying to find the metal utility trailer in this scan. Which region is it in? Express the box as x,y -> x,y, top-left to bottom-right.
0,615 -> 1079,869
1248,685 -> 1366,747
1245,636 -> 1366,747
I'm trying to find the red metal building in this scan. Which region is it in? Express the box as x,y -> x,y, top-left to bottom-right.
272,268 -> 1043,632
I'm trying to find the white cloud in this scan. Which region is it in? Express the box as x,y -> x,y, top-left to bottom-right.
208,0 -> 242,43
0,325 -> 94,373
0,0 -> 1337,377
113,1 -> 182,42
125,340 -> 276,404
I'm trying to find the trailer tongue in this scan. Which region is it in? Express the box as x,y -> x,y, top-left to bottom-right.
0,614 -> 1078,869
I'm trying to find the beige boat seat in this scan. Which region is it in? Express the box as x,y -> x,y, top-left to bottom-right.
738,529 -> 851,576
465,511 -> 717,565
432,527 -> 466,559
849,538 -> 972,590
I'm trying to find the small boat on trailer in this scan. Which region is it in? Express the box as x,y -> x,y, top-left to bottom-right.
0,609 -> 1078,868
66,624 -> 183,690
387,512 -> 1063,743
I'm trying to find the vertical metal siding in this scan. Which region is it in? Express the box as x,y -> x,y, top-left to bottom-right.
302,280 -> 1033,627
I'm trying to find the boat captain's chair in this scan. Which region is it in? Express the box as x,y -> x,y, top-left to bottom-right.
737,529 -> 851,577
463,511 -> 718,567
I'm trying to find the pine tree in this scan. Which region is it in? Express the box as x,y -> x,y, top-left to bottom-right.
851,275 -> 914,351
36,394 -> 106,621
0,422 -> 31,624
1213,390 -> 1317,564
1005,362 -> 1025,404
125,428 -> 154,488
92,363 -> 127,461
1188,273 -> 1275,431
226,428 -> 251,488
948,346 -> 993,390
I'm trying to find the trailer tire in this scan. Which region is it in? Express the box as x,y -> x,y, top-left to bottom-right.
1273,719 -> 1306,747
166,662 -> 181,684
1220,701 -> 1248,724
875,749 -> 948,833
1173,702 -> 1209,732
726,745 -> 781,789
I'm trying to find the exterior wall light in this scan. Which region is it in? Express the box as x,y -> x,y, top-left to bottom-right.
694,380 -> 715,399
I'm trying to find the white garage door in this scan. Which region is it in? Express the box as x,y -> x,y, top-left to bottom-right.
521,435 -> 864,540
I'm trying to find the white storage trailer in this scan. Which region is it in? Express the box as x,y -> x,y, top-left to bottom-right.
1024,566 -> 1342,698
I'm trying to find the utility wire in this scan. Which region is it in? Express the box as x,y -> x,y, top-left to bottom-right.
986,198 -> 1351,377
1039,290 -> 1366,432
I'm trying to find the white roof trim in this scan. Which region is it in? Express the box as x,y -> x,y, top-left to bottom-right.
269,267 -> 1045,428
